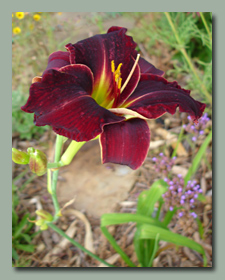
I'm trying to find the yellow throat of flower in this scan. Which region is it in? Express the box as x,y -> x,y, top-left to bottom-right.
95,54 -> 140,109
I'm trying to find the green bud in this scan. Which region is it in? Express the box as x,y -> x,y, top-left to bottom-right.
35,210 -> 53,222
12,148 -> 30,165
35,219 -> 49,231
28,148 -> 47,176
35,210 -> 53,231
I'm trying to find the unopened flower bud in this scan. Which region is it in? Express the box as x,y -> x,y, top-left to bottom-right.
27,147 -> 47,176
35,210 -> 53,222
28,210 -> 53,231
12,148 -> 30,165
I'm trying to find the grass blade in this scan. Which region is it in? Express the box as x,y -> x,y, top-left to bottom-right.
138,224 -> 207,266
101,213 -> 167,229
101,226 -> 136,267
147,233 -> 160,267
14,244 -> 35,253
184,130 -> 212,185
13,214 -> 30,239
137,179 -> 168,216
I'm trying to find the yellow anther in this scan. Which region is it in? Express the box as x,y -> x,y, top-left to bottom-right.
111,60 -> 115,73
115,63 -> 123,75
111,60 -> 123,92
118,78 -> 122,90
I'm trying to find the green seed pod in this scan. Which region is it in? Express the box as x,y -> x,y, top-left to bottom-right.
28,148 -> 47,176
12,148 -> 30,165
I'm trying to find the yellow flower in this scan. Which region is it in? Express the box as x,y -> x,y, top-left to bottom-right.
33,14 -> 41,21
57,12 -> 62,15
15,12 -> 25,20
12,13 -> 14,18
13,27 -> 21,35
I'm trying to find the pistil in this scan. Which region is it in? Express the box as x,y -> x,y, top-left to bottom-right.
120,54 -> 140,93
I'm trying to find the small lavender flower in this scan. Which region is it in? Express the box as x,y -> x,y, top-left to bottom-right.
190,212 -> 198,219
162,175 -> 203,222
184,113 -> 211,142
178,212 -> 184,217
152,153 -> 176,177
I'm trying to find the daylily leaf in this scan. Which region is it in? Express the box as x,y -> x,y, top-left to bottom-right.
137,223 -> 207,266
101,213 -> 167,229
137,179 -> 168,216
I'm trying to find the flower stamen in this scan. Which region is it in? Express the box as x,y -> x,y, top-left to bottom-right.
111,61 -> 123,89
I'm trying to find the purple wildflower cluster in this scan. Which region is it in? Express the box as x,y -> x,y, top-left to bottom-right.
152,153 -> 176,176
183,113 -> 210,142
162,176 -> 202,220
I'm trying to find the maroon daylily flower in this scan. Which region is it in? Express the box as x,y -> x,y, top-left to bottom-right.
21,26 -> 206,170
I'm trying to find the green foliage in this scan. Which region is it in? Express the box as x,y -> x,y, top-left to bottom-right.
12,172 -> 39,265
100,126 -> 212,267
184,130 -> 212,185
12,89 -> 48,140
125,12 -> 212,104
101,180 -> 207,267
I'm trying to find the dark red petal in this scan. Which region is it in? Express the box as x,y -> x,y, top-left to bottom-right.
43,51 -> 70,75
22,65 -> 94,114
45,95 -> 125,141
21,65 -> 124,141
68,27 -> 139,102
125,74 -> 206,122
138,57 -> 164,76
100,118 -> 150,170
107,26 -> 124,33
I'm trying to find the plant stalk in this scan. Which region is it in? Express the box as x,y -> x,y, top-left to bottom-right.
51,134 -> 64,219
48,223 -> 115,267
199,12 -> 212,41
164,12 -> 212,105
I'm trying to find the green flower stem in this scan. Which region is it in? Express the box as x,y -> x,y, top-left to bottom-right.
47,169 -> 52,194
47,136 -> 113,266
47,162 -> 64,169
48,223 -> 115,267
51,134 -> 64,219
199,12 -> 212,41
48,137 -> 86,219
60,140 -> 86,166
164,12 -> 212,105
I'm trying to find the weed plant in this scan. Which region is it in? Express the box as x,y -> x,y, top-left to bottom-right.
124,12 -> 212,106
